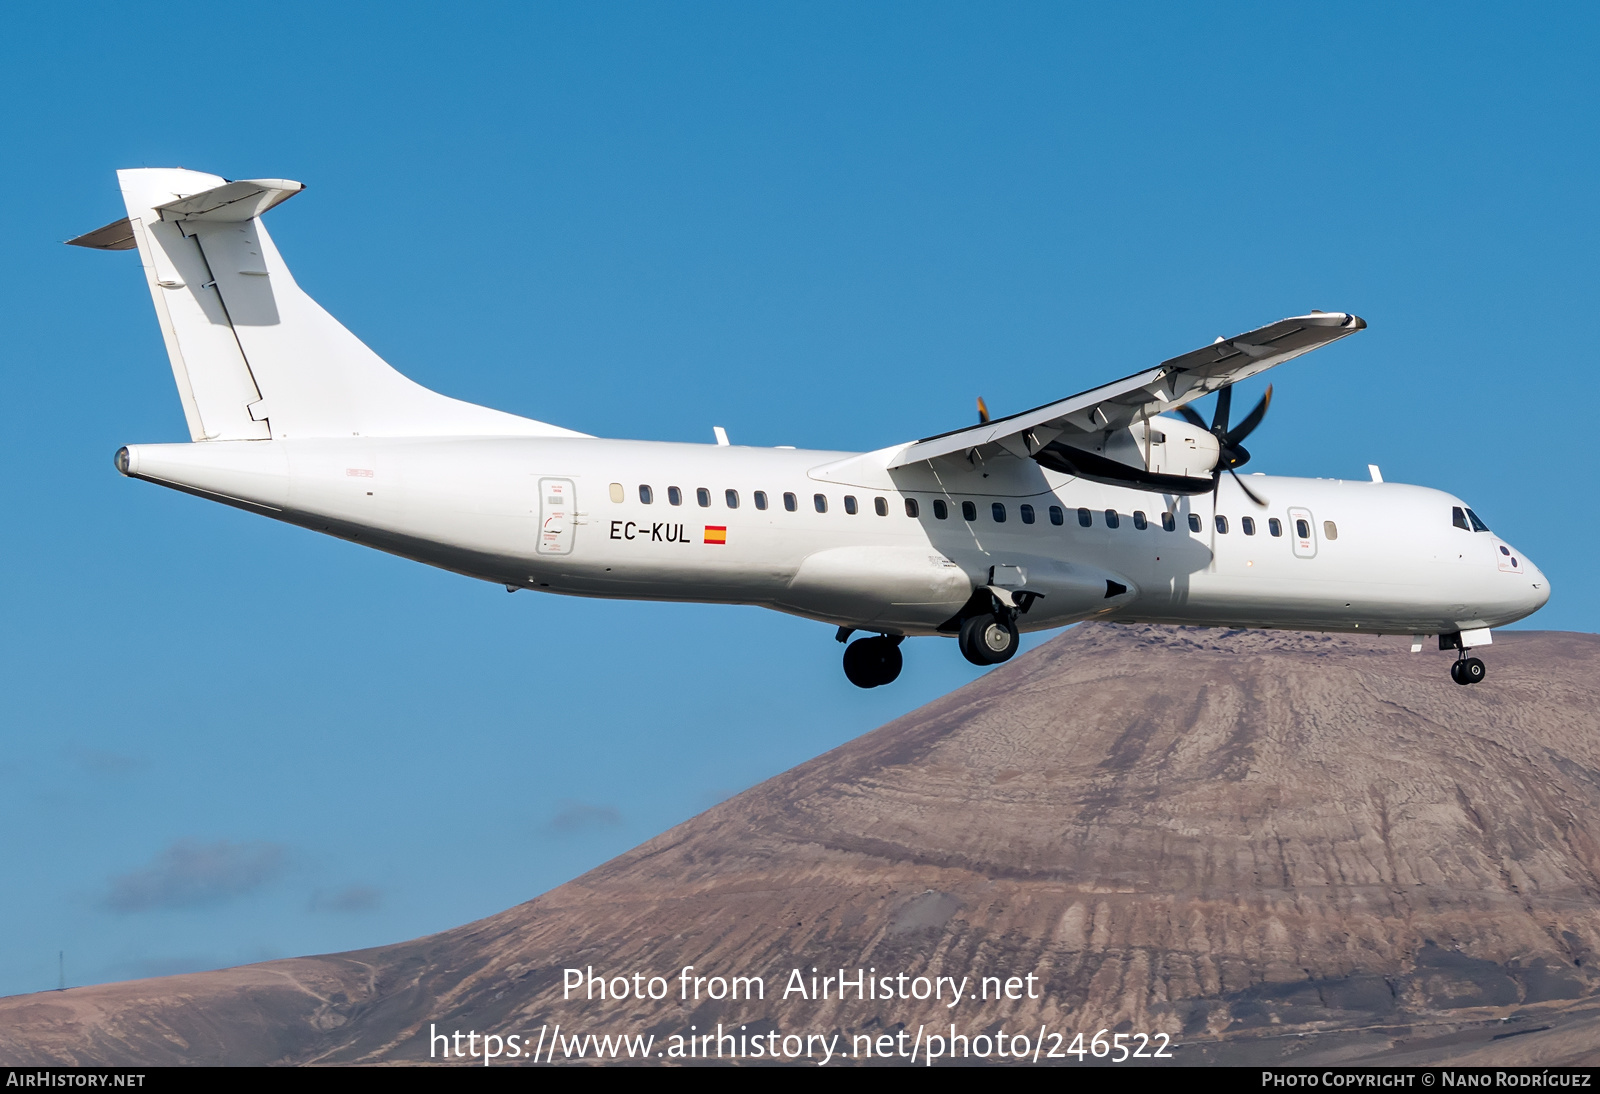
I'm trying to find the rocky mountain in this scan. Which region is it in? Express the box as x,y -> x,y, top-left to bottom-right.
5,624 -> 1600,1066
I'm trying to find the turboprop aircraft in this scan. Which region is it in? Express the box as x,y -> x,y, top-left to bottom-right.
71,169 -> 1549,689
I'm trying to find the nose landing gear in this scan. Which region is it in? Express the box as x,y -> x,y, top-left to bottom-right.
1440,631 -> 1487,686
842,634 -> 904,689
1450,654 -> 1486,686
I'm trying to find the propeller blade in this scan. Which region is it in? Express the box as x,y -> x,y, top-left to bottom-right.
1225,384 -> 1273,446
977,396 -> 990,424
1207,470 -> 1222,561
1176,405 -> 1207,430
1211,385 -> 1233,432
1228,467 -> 1270,508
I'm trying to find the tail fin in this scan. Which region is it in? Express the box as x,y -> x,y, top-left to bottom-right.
70,168 -> 584,442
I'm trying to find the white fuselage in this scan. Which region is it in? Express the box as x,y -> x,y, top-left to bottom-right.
118,432 -> 1550,640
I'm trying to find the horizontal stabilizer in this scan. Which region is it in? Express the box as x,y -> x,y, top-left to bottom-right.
155,179 -> 304,223
66,217 -> 137,250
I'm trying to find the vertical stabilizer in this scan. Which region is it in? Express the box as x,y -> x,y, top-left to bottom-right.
76,168 -> 585,441
115,169 -> 270,440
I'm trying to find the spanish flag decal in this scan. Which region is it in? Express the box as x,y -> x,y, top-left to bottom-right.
704,525 -> 727,545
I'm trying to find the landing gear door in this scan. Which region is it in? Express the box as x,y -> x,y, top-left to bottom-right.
1287,506 -> 1317,559
537,478 -> 575,556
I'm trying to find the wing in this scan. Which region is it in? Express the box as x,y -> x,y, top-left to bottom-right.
888,311 -> 1365,468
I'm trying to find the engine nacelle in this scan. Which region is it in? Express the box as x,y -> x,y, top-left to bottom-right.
1035,414 -> 1219,493
1129,415 -> 1220,480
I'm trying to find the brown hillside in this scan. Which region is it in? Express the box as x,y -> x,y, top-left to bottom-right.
4,625 -> 1600,1066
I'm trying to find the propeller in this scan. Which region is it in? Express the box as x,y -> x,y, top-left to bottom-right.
1177,384 -> 1273,507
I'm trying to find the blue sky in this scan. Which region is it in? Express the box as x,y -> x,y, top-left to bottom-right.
0,2 -> 1594,996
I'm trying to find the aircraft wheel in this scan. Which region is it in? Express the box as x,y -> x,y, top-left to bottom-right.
959,614 -> 1019,666
843,636 -> 903,688
1450,660 -> 1467,685
1461,656 -> 1486,684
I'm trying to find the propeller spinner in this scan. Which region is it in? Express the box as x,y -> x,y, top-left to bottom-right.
1177,384 -> 1273,507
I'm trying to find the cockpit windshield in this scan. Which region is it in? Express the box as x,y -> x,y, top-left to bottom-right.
1466,508 -> 1490,532
1453,505 -> 1491,532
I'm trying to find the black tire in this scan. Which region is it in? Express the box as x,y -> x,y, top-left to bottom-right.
1450,660 -> 1468,685
1462,656 -> 1486,684
958,614 -> 1019,666
843,636 -> 903,688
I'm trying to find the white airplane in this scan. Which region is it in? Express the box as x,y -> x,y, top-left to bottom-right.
72,169 -> 1549,689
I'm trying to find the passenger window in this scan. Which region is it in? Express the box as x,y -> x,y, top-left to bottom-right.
992,502 -> 1007,522
874,497 -> 888,516
1049,505 -> 1064,526
1241,516 -> 1255,535
1105,509 -> 1120,529
1269,517 -> 1282,537
1162,512 -> 1176,532
905,498 -> 920,518
1452,505 -> 1470,531
725,489 -> 739,509
696,488 -> 711,507
609,483 -> 624,503
1215,515 -> 1229,533
1323,520 -> 1338,540
962,501 -> 977,521
639,484 -> 653,504
933,499 -> 948,519
1078,507 -> 1092,527
1188,514 -> 1202,533
844,496 -> 858,515
814,494 -> 828,513
1466,508 -> 1490,532
1133,511 -> 1147,530
668,486 -> 683,506
1020,504 -> 1035,525
783,492 -> 797,512
1296,518 -> 1311,539
754,491 -> 768,510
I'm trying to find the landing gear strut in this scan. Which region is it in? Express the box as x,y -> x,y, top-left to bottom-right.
1450,654 -> 1486,686
843,635 -> 904,689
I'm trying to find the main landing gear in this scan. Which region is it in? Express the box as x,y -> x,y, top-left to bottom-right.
1450,654 -> 1486,686
958,613 -> 1020,666
953,581 -> 1038,668
842,633 -> 904,689
837,581 -> 1037,688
